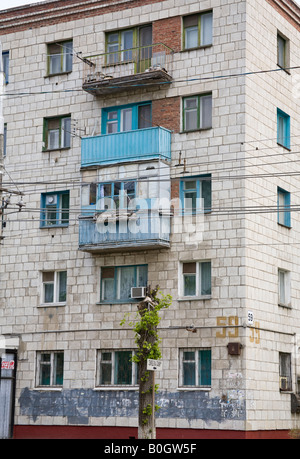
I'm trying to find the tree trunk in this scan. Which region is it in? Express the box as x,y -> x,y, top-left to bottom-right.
138,360 -> 156,439
137,289 -> 158,439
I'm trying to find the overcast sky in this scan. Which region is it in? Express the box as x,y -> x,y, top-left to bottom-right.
0,0 -> 299,10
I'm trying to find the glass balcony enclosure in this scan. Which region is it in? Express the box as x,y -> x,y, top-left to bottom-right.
79,163 -> 171,252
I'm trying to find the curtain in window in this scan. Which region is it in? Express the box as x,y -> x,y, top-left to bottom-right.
183,351 -> 196,385
62,117 -> 71,148
63,41 -> 73,72
202,179 -> 211,212
118,266 -> 135,300
61,193 -> 70,224
199,350 -> 211,385
200,94 -> 212,129
201,262 -> 211,295
137,265 -> 148,287
114,351 -> 132,384
40,354 -> 51,385
54,353 -> 64,385
58,271 -> 67,302
49,44 -> 62,74
201,12 -> 213,46
100,352 -> 112,384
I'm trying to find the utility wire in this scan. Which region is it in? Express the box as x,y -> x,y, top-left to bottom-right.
1,64 -> 300,97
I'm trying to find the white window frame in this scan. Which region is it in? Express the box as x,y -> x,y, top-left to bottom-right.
41,271 -> 67,306
278,269 -> 291,307
96,349 -> 138,387
36,351 -> 64,387
179,348 -> 212,388
179,260 -> 211,299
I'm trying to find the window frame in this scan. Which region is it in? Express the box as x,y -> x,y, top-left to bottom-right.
277,32 -> 290,73
97,180 -> 136,211
278,268 -> 291,307
43,115 -> 71,151
277,108 -> 290,150
96,349 -> 138,387
277,187 -> 291,228
279,352 -> 292,391
3,123 -> 7,157
47,40 -> 73,76
182,93 -> 212,132
100,264 -> 148,303
40,191 -> 70,228
183,11 -> 213,50
179,348 -> 212,388
101,102 -> 152,135
2,51 -> 9,84
179,260 -> 212,298
180,175 -> 211,215
36,351 -> 64,387
106,28 -> 136,65
41,270 -> 67,306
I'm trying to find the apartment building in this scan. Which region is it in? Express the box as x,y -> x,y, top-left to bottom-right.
0,0 -> 300,439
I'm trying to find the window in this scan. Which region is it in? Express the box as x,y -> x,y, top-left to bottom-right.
183,12 -> 213,49
277,187 -> 291,227
97,350 -> 138,386
41,271 -> 67,305
106,25 -> 152,66
107,29 -> 134,64
278,269 -> 291,307
3,123 -> 7,157
180,261 -> 211,297
81,183 -> 97,215
2,51 -> 9,84
279,352 -> 292,391
98,181 -> 136,211
100,265 -> 147,302
43,115 -> 71,150
180,349 -> 211,387
277,33 -> 290,72
180,176 -> 211,214
47,40 -> 73,75
277,109 -> 290,149
102,103 -> 152,134
41,191 -> 70,227
183,94 -> 212,131
36,351 -> 64,387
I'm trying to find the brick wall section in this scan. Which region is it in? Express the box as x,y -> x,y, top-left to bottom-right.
153,16 -> 182,53
152,97 -> 181,134
0,0 -> 298,35
266,0 -> 300,31
0,0 -> 163,34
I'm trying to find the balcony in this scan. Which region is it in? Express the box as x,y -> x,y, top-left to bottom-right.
81,126 -> 171,168
82,43 -> 173,96
78,210 -> 170,253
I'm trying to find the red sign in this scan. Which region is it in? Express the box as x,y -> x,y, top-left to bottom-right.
1,360 -> 14,370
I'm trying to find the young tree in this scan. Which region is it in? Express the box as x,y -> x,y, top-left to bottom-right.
121,285 -> 172,439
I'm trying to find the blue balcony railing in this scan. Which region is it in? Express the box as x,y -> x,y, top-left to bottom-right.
79,211 -> 170,252
81,126 -> 171,168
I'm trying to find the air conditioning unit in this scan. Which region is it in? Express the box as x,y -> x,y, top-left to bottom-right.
131,287 -> 147,299
46,194 -> 57,206
280,376 -> 289,391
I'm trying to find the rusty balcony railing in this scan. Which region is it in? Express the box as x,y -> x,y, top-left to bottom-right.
82,43 -> 174,95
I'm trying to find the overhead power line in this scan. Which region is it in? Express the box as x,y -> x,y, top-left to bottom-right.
1,64 -> 300,97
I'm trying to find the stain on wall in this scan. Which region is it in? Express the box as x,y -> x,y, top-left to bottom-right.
19,388 -> 246,424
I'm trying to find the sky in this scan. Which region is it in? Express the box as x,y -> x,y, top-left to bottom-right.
0,0 -> 300,10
